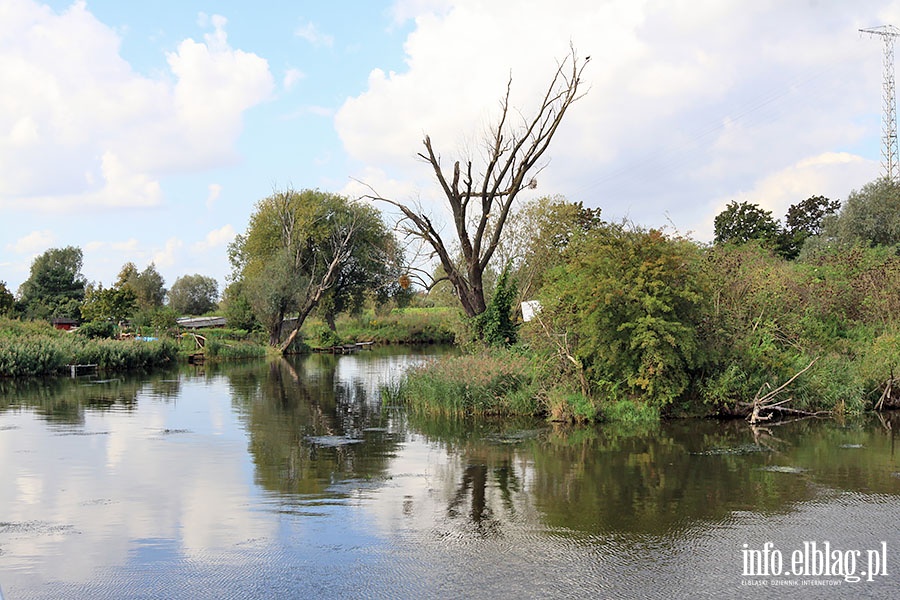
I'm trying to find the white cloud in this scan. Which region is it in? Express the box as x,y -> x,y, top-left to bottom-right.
8,230 -> 55,254
0,2 -> 274,212
84,238 -> 141,254
192,225 -> 236,253
294,20 -> 334,47
205,183 -> 223,210
283,67 -> 305,91
152,237 -> 183,269
336,0 -> 888,240
694,151 -> 879,240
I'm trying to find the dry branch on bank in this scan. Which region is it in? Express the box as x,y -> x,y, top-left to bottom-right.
728,357 -> 831,423
874,368 -> 898,411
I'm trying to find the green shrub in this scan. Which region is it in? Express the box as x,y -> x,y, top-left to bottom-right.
76,320 -> 118,339
541,225 -> 710,407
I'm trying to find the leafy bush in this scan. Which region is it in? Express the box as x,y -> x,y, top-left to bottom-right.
541,224 -> 710,407
76,320 -> 118,339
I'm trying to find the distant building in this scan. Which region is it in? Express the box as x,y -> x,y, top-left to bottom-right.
176,316 -> 227,330
51,317 -> 78,331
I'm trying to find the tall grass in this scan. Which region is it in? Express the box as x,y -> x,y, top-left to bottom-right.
0,317 -> 178,377
307,307 -> 457,346
397,350 -> 540,416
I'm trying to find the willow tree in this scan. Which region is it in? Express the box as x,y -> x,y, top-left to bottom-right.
229,188 -> 396,351
367,47 -> 589,318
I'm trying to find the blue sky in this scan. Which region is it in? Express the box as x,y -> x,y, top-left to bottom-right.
1,0 -> 896,295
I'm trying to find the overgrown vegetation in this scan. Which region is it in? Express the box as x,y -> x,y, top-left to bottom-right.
393,182 -> 900,424
0,318 -> 177,377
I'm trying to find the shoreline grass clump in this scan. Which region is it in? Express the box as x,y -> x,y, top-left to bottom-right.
0,317 -> 178,377
397,350 -> 539,417
304,307 -> 457,347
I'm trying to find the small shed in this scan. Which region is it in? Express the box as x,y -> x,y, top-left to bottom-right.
51,317 -> 78,331
176,316 -> 227,330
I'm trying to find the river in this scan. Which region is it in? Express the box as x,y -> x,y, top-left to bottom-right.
1,347 -> 898,599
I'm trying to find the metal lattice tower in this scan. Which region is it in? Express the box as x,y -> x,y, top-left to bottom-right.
861,25 -> 900,182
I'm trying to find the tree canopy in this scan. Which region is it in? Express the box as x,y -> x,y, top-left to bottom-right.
713,201 -> 780,247
18,246 -> 86,320
830,177 -> 900,247
540,224 -> 709,405
229,188 -> 398,349
0,281 -> 15,317
116,262 -> 166,311
80,284 -> 137,323
168,274 -> 219,316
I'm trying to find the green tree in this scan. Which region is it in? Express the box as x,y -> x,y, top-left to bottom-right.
0,281 -> 15,317
80,284 -> 137,323
167,274 -> 219,316
713,201 -> 780,247
18,246 -> 86,320
780,195 -> 840,259
116,262 -> 166,311
316,222 -> 403,330
831,177 -> 900,247
541,225 -> 710,406
229,188 -> 397,350
475,263 -> 518,347
221,281 -> 259,331
497,195 -> 604,303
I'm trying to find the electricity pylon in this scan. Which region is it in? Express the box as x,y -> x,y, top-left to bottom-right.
861,25 -> 900,182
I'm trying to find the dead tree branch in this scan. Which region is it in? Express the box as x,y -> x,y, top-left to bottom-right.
361,45 -> 589,318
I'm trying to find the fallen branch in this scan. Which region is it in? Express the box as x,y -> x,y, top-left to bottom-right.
746,357 -> 822,424
874,367 -> 896,411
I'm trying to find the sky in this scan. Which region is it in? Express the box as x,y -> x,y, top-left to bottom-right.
1,0 -> 897,295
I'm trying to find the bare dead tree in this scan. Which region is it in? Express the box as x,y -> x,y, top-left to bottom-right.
364,46 -> 589,317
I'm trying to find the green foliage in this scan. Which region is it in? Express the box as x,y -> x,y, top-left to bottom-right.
398,351 -> 539,417
544,387 -> 599,423
474,264 -> 518,347
714,201 -> 780,247
305,324 -> 342,348
0,318 -> 177,377
167,273 -> 219,315
780,195 -> 841,259
229,188 -> 399,347
830,177 -> 900,247
221,281 -> 259,331
201,337 -> 266,361
0,282 -> 15,317
130,306 -> 178,335
117,262 -> 166,311
541,224 -> 709,407
18,246 -> 86,320
496,195 -> 605,302
313,307 -> 457,345
599,400 -> 660,427
75,320 -> 118,339
80,285 -> 137,323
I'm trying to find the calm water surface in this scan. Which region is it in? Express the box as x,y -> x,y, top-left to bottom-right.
1,347 -> 899,599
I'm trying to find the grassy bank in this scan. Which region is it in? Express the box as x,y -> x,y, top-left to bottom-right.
386,348 -> 663,426
302,307 -> 457,348
177,328 -> 268,361
0,318 -> 178,377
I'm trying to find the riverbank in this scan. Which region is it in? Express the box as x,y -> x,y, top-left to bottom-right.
0,307 -> 456,377
389,323 -> 900,425
0,318 -> 178,377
